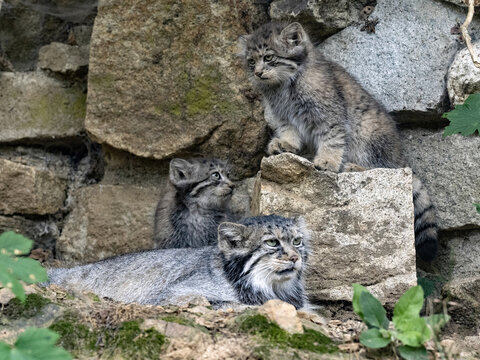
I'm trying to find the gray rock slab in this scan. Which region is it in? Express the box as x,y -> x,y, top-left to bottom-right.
447,41 -> 480,105
0,71 -> 85,142
437,230 -> 480,279
401,129 -> 480,230
0,159 -> 67,215
85,0 -> 268,178
269,0 -> 373,40
38,42 -> 89,74
56,184 -> 161,264
252,153 -> 417,305
319,0 -> 480,123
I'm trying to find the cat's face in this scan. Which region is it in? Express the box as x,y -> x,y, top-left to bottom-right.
218,215 -> 310,286
239,22 -> 311,87
169,158 -> 234,209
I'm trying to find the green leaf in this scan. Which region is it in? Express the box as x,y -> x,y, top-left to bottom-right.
395,318 -> 432,347
475,203 -> 480,214
425,314 -> 450,334
0,328 -> 71,360
360,292 -> 389,329
443,93 -> 480,137
397,345 -> 428,360
352,283 -> 370,321
0,232 -> 32,256
393,286 -> 424,327
360,328 -> 391,349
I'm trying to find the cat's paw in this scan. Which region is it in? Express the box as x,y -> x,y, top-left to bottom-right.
343,163 -> 367,172
267,137 -> 299,155
313,153 -> 342,172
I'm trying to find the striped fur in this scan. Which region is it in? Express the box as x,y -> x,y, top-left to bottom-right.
153,158 -> 235,249
46,216 -> 310,309
239,22 -> 438,261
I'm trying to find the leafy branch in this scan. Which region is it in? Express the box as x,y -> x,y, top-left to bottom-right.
443,93 -> 480,136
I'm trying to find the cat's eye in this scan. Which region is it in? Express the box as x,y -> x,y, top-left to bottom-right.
292,238 -> 302,246
264,55 -> 273,62
248,59 -> 255,66
211,172 -> 221,180
264,239 -> 279,247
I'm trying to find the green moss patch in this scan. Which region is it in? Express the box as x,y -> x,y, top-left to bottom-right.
238,314 -> 337,355
2,293 -> 50,319
49,318 -> 97,352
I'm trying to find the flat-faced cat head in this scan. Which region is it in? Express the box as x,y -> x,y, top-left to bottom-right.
169,158 -> 234,209
218,215 -> 310,290
238,22 -> 312,87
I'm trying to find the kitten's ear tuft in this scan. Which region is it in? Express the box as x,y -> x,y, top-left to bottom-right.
280,22 -> 305,46
218,222 -> 247,252
169,158 -> 193,185
237,35 -> 250,57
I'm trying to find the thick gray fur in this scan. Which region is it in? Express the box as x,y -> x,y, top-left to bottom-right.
239,22 -> 438,261
48,215 -> 310,309
153,158 -> 235,249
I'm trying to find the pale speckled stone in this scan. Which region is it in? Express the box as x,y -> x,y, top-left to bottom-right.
56,184 -> 160,264
447,41 -> 480,105
252,153 -> 417,305
38,42 -> 89,74
0,159 -> 67,215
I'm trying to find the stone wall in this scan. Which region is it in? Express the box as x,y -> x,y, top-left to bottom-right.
1,0 -> 479,330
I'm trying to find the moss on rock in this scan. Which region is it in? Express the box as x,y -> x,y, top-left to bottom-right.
2,293 -> 50,319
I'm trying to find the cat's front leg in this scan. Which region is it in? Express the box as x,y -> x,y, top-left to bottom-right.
267,126 -> 302,155
313,126 -> 346,172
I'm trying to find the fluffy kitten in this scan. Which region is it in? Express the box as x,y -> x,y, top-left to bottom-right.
239,22 -> 438,261
153,158 -> 234,248
47,215 -> 310,309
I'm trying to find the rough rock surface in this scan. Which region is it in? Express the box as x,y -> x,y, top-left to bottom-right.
0,159 -> 67,215
85,0 -> 268,178
441,0 -> 480,6
252,153 -> 417,305
0,71 -> 85,142
269,0 -> 374,40
443,276 -> 480,327
319,0 -> 480,122
38,42 -> 89,74
0,215 -> 59,250
259,299 -> 303,334
447,41 -> 480,105
401,129 -> 480,230
56,184 -> 161,264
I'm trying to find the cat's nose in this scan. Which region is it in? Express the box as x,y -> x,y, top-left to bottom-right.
290,255 -> 299,263
255,70 -> 264,78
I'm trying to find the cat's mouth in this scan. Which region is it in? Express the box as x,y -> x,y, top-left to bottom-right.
276,267 -> 296,275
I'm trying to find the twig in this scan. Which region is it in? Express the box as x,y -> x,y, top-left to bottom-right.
460,0 -> 480,68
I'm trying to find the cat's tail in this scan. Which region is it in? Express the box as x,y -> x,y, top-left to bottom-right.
412,175 -> 438,261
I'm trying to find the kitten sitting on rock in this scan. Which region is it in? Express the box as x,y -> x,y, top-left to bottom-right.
239,22 -> 438,261
47,215 -> 310,309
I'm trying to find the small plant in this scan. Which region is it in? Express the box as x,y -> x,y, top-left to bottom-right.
0,231 -> 47,302
352,284 -> 449,360
475,203 -> 480,214
443,93 -> 480,137
0,231 -> 71,360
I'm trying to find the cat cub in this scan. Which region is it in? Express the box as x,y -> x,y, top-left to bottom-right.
153,157 -> 234,248
48,215 -> 310,309
238,22 -> 438,261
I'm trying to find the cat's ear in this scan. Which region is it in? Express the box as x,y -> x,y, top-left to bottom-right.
169,158 -> 194,185
237,34 -> 250,57
280,22 -> 305,46
218,222 -> 248,254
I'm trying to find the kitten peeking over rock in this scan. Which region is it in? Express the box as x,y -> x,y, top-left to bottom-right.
153,158 -> 235,249
47,215 -> 310,309
239,22 -> 438,261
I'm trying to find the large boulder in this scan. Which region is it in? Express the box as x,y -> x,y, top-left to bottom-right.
0,72 -> 86,142
401,129 -> 480,230
447,41 -> 480,106
269,0 -> 374,40
319,0 -> 480,123
252,153 -> 417,305
85,0 -> 269,178
56,184 -> 161,264
0,159 -> 67,215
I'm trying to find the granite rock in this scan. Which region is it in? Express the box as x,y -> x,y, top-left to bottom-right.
38,42 -> 89,75
252,153 -> 417,305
